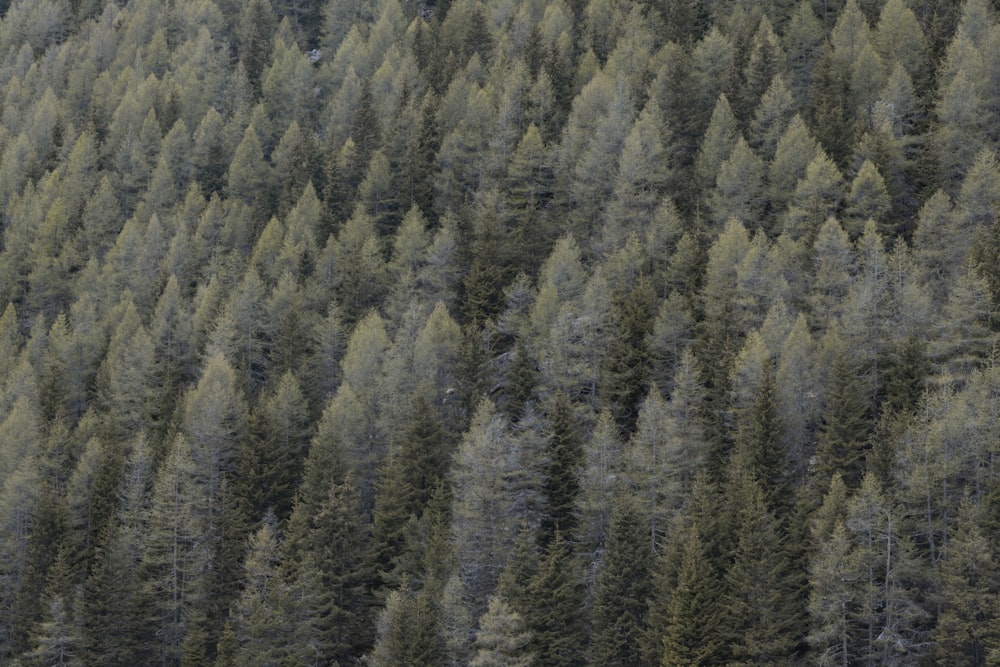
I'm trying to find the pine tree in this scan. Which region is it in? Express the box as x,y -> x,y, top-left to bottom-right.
807,520 -> 855,666
234,372 -> 311,525
227,519 -> 298,666
80,523 -> 150,666
236,0 -> 276,94
602,275 -> 655,434
291,476 -> 376,664
141,437 -> 212,666
734,362 -> 789,513
23,595 -> 82,667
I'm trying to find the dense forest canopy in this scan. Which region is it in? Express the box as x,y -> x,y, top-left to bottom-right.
1,0 -> 1000,664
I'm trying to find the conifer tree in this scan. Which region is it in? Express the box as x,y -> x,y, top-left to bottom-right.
694,94 -> 740,202
723,470 -> 799,664
783,150 -> 845,242
660,523 -> 725,666
450,399 -> 523,615
23,595 -> 81,667
710,137 -> 768,232
471,594 -> 534,667
522,534 -> 587,667
589,495 -> 653,667
815,339 -> 871,491
228,519 -> 299,666
935,497 -> 1000,665
538,391 -> 583,547
602,275 -> 655,434
734,361 -> 789,513
291,475 -> 376,664
807,520 -> 855,666
238,0 -> 277,95
235,372 -> 311,524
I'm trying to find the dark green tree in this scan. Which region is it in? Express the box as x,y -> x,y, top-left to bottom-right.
589,496 -> 653,667
660,522 -> 726,666
602,275 -> 656,434
815,342 -> 872,492
522,535 -> 587,667
723,470 -> 799,664
538,391 -> 584,548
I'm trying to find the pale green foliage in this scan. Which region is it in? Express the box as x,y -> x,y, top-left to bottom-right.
844,159 -> 891,237
627,370 -> 706,549
181,352 -> 247,500
470,595 -> 533,667
710,138 -> 768,231
450,399 -> 524,610
695,94 -> 740,197
769,114 -> 821,213
783,151 -> 845,241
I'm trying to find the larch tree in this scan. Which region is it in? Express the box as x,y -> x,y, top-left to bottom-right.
450,399 -> 523,617
709,137 -> 768,233
693,94 -> 741,206
750,75 -> 798,162
228,519 -> 301,666
783,150 -> 845,242
602,103 -> 669,255
470,594 -> 534,667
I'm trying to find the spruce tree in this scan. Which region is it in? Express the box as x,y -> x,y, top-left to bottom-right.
589,496 -> 653,667
539,391 -> 584,547
523,535 -> 587,667
814,340 -> 872,492
723,470 -> 799,664
660,523 -> 725,666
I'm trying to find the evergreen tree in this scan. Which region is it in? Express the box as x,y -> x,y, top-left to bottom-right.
226,519 -> 297,666
815,339 -> 872,492
602,275 -> 656,434
734,361 -> 788,513
234,372 -> 311,525
589,496 -> 653,667
539,391 -> 584,547
238,0 -> 277,95
935,497 -> 1000,665
23,595 -> 82,667
807,520 -> 855,666
291,475 -> 375,664
523,535 -> 587,667
723,470 -> 799,664
660,523 -> 725,666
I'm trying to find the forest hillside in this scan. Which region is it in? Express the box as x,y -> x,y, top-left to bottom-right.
1,0 -> 1000,664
